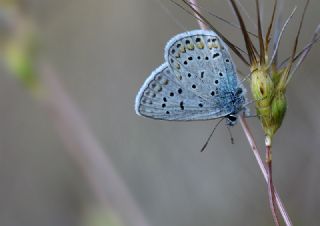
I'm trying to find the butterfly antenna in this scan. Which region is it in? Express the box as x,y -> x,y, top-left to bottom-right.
227,126 -> 234,144
200,118 -> 224,152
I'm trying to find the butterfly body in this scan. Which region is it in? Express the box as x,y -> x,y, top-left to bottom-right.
135,30 -> 246,125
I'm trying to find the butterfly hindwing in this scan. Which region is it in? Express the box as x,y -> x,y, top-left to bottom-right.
135,63 -> 229,120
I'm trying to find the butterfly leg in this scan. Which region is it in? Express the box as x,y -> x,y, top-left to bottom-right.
226,125 -> 235,144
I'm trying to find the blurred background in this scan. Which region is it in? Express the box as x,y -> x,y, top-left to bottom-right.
0,0 -> 319,225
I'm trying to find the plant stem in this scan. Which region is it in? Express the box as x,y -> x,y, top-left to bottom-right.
266,144 -> 281,226
3,3 -> 150,226
239,116 -> 292,226
189,1 -> 292,225
37,61 -> 151,226
189,0 -> 208,29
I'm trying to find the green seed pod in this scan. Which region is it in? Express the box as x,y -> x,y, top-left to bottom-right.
251,68 -> 274,106
251,68 -> 274,128
270,91 -> 287,136
250,67 -> 288,139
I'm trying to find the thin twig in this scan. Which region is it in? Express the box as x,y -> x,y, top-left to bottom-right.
186,0 -> 258,37
266,144 -> 281,226
189,0 -> 208,29
239,116 -> 293,226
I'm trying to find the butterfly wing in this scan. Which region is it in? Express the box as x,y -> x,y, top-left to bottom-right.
164,30 -> 245,113
135,30 -> 246,121
135,63 -> 226,120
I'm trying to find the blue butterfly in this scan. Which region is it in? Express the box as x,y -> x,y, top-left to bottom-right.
135,30 -> 247,126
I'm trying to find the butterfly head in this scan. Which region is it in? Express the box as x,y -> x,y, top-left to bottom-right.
226,114 -> 237,126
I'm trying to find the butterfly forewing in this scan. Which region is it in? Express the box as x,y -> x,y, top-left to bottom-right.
165,30 -> 238,102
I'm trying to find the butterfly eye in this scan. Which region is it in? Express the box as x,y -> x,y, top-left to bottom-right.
227,115 -> 237,122
236,88 -> 243,95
